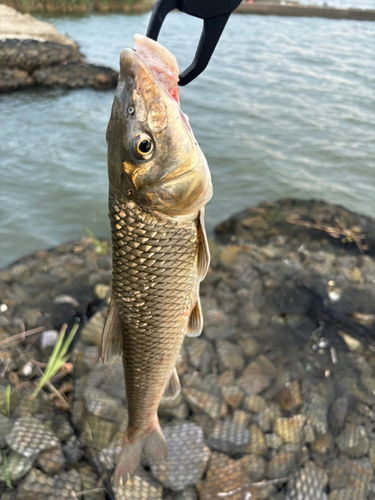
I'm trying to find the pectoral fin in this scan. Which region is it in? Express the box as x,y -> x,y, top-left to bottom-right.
186,296 -> 203,337
101,298 -> 123,363
197,209 -> 210,281
163,367 -> 181,399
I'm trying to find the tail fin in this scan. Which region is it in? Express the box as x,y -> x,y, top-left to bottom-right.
112,425 -> 168,486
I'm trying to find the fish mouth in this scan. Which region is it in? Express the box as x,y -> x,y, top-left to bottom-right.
133,34 -> 180,105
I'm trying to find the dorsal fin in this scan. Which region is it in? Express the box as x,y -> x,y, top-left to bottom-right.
101,298 -> 123,363
197,209 -> 210,281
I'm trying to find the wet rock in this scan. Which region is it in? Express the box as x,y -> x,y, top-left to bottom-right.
274,415 -> 306,445
243,394 -> 266,413
114,468 -> 163,500
217,369 -> 235,387
97,443 -> 122,471
311,434 -> 332,455
216,340 -> 244,373
201,297 -> 236,340
207,418 -> 250,455
267,452 -> 296,479
220,385 -> 244,409
0,66 -> 34,92
197,452 -> 251,500
238,336 -> 261,358
172,486 -> 198,500
276,381 -> 303,412
17,469 -> 55,498
246,424 -> 267,456
36,446 -> 65,475
328,396 -> 349,435
83,386 -> 126,423
81,310 -> 104,348
327,457 -> 373,491
232,409 -> 251,427
286,461 -> 328,500
186,338 -> 213,374
183,388 -> 227,420
151,422 -> 210,491
240,454 -> 266,481
336,424 -> 369,458
159,394 -> 189,419
6,415 -> 60,457
0,451 -> 33,481
303,393 -> 329,437
54,469 -> 82,497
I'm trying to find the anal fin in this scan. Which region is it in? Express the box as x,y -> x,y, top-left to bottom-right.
101,298 -> 122,363
163,367 -> 181,399
186,296 -> 203,337
197,209 -> 210,281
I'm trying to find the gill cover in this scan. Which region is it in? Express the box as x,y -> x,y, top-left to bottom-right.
107,34 -> 212,216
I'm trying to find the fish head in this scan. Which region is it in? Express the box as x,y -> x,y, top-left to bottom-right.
107,34 -> 212,216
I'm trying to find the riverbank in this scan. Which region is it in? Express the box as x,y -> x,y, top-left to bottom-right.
0,0 -> 153,13
0,198 -> 374,499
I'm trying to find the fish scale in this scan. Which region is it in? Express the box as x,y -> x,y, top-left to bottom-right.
110,195 -> 198,441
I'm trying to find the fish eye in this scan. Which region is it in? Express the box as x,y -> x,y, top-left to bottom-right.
134,134 -> 154,159
128,105 -> 134,115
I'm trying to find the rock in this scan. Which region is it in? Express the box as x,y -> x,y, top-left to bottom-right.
186,338 -> 213,374
36,446 -> 65,475
6,415 -> 60,457
217,369 -> 235,387
81,415 -> 118,450
274,415 -> 306,445
54,469 -> 83,497
83,386 -> 126,423
216,340 -> 245,373
183,388 -> 227,420
77,464 -> 105,500
114,468 -> 163,500
237,362 -> 272,396
286,461 -> 328,500
81,310 -> 105,348
54,416 -> 74,442
0,66 -> 34,92
243,394 -> 266,413
172,486 -> 198,500
220,385 -> 244,409
267,452 -> 296,479
336,424 -> 369,458
232,409 -> 251,427
328,396 -> 349,435
34,62 -> 118,90
197,452 -> 251,500
0,414 -> 13,447
238,336 -> 261,358
0,451 -> 33,481
311,434 -> 332,455
327,457 -> 373,491
303,392 -> 328,437
246,424 -> 267,456
17,469 -> 55,498
239,454 -> 266,481
151,423 -> 210,491
62,434 -> 84,464
266,433 -> 282,450
97,443 -> 122,471
276,381 -> 303,412
255,404 -> 282,432
207,418 -> 250,455
159,394 -> 189,419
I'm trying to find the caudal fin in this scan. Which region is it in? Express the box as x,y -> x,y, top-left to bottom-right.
112,425 -> 168,486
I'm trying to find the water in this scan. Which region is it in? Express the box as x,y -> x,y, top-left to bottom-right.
0,12 -> 374,268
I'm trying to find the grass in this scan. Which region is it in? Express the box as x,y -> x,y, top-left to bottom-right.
32,323 -> 78,399
2,0 -> 153,13
2,386 -> 11,418
2,451 -> 12,489
85,228 -> 108,255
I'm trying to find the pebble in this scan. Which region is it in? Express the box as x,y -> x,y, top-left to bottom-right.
172,486 -> 198,500
0,451 -> 33,481
186,338 -> 213,374
243,394 -> 266,413
286,461 -> 328,500
17,468 -> 55,497
183,388 -> 227,420
266,433 -> 282,450
237,362 -> 272,396
238,336 -> 260,358
207,418 -> 250,455
232,409 -> 251,427
36,446 -> 65,475
239,454 -> 266,481
78,463 -> 105,500
114,468 -> 163,500
62,434 -> 84,464
267,451 -> 296,479
303,392 -> 328,437
311,433 -> 332,455
220,385 -> 244,409
84,386 -> 126,423
255,404 -> 282,432
54,469 -> 83,497
81,310 -> 104,348
216,340 -> 245,373
81,415 -> 118,450
336,424 -> 369,458
276,381 -> 303,412
328,457 -> 373,491
159,394 -> 189,419
6,415 -> 60,457
246,424 -> 267,455
274,415 -> 306,444
97,443 -> 122,471
151,423 -> 210,491
197,452 -> 251,500
0,414 -> 14,447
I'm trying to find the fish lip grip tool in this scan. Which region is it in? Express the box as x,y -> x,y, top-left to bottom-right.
146,0 -> 242,86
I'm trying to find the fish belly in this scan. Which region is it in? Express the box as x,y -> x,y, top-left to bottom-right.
110,193 -> 198,438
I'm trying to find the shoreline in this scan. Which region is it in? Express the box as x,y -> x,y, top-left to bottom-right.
0,0 -> 154,14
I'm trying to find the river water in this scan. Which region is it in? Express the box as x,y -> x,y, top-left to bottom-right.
0,11 -> 374,268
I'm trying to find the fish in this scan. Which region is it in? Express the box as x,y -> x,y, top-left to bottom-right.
102,34 -> 212,485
